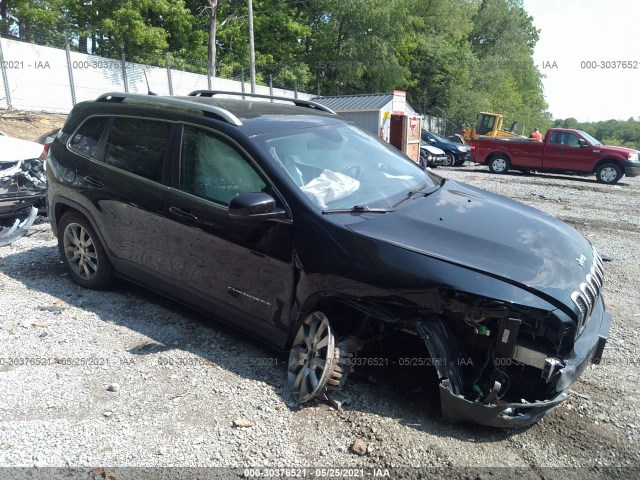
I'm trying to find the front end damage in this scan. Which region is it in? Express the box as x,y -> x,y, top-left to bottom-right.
0,158 -> 47,246
289,256 -> 611,428
416,296 -> 611,427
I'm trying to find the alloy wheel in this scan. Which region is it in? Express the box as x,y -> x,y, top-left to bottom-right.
63,222 -> 98,280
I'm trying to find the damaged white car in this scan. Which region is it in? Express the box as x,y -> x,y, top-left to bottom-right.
0,135 -> 47,246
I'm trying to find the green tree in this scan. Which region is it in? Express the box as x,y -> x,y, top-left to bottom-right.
461,0 -> 550,133
553,117 -> 640,150
0,0 -> 71,46
303,0 -> 411,95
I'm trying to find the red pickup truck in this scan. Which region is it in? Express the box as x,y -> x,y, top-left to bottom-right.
471,128 -> 640,184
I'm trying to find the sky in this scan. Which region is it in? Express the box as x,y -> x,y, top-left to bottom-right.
522,0 -> 640,122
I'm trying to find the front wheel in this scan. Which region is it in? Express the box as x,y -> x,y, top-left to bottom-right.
287,311 -> 347,403
488,156 -> 510,174
596,163 -> 622,184
419,149 -> 429,168
58,212 -> 112,289
442,153 -> 455,167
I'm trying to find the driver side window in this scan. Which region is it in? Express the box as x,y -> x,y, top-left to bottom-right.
564,133 -> 580,147
549,132 -> 580,147
179,126 -> 266,206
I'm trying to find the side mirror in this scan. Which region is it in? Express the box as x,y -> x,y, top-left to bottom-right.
578,138 -> 589,148
228,192 -> 287,220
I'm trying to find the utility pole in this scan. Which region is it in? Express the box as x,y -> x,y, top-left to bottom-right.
248,0 -> 256,93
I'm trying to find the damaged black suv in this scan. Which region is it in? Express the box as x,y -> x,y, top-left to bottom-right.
47,91 -> 611,427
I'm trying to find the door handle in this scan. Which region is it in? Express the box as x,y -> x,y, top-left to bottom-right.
82,175 -> 104,188
169,206 -> 198,221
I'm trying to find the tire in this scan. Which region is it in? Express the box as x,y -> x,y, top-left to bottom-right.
454,156 -> 465,166
58,212 -> 112,289
419,149 -> 428,167
488,156 -> 510,174
442,153 -> 455,167
287,311 -> 348,403
595,163 -> 622,184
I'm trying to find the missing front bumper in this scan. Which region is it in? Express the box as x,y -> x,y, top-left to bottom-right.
418,302 -> 612,428
439,379 -> 568,427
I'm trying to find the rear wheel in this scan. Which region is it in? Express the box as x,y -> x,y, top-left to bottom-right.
595,163 -> 622,184
488,156 -> 510,174
58,212 -> 112,289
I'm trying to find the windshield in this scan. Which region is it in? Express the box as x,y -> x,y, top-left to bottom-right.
579,130 -> 602,146
256,122 -> 438,210
425,131 -> 447,143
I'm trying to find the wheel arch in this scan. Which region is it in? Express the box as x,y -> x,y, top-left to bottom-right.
287,292 -> 420,347
593,157 -> 624,174
50,196 -> 113,264
289,293 -> 467,396
486,151 -> 512,164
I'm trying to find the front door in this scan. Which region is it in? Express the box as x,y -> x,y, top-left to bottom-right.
164,125 -> 294,343
544,131 -> 596,171
406,116 -> 422,162
390,115 -> 405,151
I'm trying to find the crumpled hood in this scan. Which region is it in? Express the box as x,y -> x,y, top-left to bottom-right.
347,180 -> 595,306
0,136 -> 43,162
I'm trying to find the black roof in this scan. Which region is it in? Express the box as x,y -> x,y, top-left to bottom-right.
179,96 -> 344,136
83,93 -> 345,137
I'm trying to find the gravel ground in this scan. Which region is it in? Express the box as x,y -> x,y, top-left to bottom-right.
1,163 -> 639,477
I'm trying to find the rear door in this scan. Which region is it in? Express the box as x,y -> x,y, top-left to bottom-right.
163,124 -> 294,343
73,116 -> 175,291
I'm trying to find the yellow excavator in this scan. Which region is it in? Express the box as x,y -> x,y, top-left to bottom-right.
461,112 -> 527,143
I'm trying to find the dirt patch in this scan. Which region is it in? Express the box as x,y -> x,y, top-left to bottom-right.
0,110 -> 67,140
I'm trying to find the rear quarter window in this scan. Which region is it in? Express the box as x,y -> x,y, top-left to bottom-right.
68,117 -> 109,157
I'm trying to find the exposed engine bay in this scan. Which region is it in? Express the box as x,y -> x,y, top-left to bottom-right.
0,158 -> 47,246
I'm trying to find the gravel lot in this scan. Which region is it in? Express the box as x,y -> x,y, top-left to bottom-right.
1,162 -> 639,477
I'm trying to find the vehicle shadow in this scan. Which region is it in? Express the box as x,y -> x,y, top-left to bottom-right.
1,243 -> 524,444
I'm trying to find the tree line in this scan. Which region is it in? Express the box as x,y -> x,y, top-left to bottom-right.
552,118 -> 640,150
2,0 -> 551,133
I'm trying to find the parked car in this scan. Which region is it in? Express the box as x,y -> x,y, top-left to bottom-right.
33,127 -> 61,160
0,135 -> 47,243
421,130 -> 473,166
47,91 -> 611,427
419,142 -> 448,167
471,128 -> 640,184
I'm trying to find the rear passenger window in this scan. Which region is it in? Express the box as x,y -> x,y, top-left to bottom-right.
69,117 -> 108,157
104,118 -> 172,182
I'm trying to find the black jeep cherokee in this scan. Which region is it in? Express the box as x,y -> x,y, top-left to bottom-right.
46,91 -> 611,427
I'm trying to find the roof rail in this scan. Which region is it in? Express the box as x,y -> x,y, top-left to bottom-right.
188,90 -> 336,115
95,92 -> 243,127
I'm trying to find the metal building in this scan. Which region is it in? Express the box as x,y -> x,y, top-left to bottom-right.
312,91 -> 422,162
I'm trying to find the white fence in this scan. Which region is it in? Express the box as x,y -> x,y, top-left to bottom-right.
0,37 -> 310,114
422,114 -> 448,135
